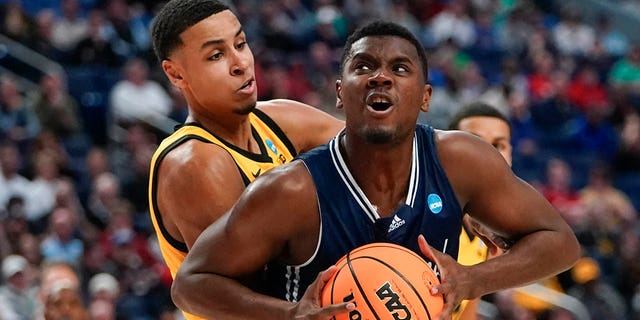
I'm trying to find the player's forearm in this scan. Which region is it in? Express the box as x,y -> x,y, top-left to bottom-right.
466,228 -> 579,299
171,272 -> 295,319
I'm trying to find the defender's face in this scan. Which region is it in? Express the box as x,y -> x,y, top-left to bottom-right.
458,116 -> 513,166
163,10 -> 257,117
336,36 -> 431,144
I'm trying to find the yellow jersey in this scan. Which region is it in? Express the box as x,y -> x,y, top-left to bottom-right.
148,109 -> 296,320
454,226 -> 488,320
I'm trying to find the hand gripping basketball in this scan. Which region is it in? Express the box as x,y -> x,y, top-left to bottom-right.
321,242 -> 444,320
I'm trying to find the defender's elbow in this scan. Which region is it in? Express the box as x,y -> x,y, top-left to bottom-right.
563,231 -> 582,270
171,271 -> 189,312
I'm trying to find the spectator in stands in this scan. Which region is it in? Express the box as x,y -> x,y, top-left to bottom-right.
25,150 -> 62,234
0,254 -> 39,320
85,172 -> 121,231
580,163 -> 637,235
508,91 -> 540,159
40,207 -> 84,270
31,71 -> 83,140
17,232 -> 42,270
71,8 -> 120,67
1,196 -> 29,257
540,158 -> 588,230
51,0 -> 88,55
551,8 -> 596,57
98,199 -> 170,319
0,141 -> 32,211
38,262 -> 89,320
609,44 -> 640,98
429,0 -> 476,48
31,9 -> 65,61
566,64 -> 610,114
76,147 -> 111,207
594,14 -> 629,58
87,272 -> 119,320
496,4 -> 537,55
0,0 -> 35,44
0,74 -> 41,150
566,105 -> 619,161
613,111 -> 640,173
109,57 -> 172,129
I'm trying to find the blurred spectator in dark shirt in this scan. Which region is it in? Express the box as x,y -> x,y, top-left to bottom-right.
0,0 -> 35,44
0,141 -> 32,211
31,71 -> 83,139
72,8 -> 120,67
0,74 -> 41,150
613,111 -> 640,173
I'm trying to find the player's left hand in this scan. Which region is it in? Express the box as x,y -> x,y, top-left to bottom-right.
292,265 -> 355,320
418,234 -> 472,320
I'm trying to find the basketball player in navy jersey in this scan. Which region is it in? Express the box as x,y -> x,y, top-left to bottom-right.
171,21 -> 580,320
148,1 -> 343,319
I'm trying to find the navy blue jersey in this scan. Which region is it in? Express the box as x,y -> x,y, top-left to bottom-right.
263,124 -> 463,302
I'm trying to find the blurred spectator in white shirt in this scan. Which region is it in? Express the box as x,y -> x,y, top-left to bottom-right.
109,57 -> 171,130
51,0 -> 88,53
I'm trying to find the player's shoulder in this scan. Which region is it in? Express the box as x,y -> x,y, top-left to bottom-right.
159,138 -> 236,176
255,99 -> 321,121
433,129 -> 488,156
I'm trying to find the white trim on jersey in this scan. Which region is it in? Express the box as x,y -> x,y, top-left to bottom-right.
330,134 -> 419,222
330,137 -> 379,221
406,136 -> 419,207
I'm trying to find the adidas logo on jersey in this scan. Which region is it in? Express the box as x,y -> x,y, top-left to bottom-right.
387,215 -> 406,233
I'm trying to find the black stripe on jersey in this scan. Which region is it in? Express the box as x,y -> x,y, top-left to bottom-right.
182,121 -> 275,163
252,108 -> 297,157
151,135 -> 247,252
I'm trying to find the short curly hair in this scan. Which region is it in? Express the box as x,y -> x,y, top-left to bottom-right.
151,0 -> 230,62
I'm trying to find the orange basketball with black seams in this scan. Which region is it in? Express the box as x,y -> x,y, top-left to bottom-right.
321,242 -> 443,320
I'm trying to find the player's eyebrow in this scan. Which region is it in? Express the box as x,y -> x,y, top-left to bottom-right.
201,27 -> 244,49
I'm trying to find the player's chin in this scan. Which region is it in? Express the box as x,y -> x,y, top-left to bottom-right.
236,101 -> 257,115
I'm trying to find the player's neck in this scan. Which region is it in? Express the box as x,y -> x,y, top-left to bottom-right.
340,135 -> 412,216
188,113 -> 257,151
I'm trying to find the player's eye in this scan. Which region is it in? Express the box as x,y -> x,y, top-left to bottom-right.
208,52 -> 223,61
394,65 -> 409,73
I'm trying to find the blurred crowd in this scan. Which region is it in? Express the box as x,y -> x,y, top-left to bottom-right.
0,0 -> 639,319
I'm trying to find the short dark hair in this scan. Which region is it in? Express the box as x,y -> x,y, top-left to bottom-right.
448,102 -> 512,135
151,0 -> 230,62
339,21 -> 429,82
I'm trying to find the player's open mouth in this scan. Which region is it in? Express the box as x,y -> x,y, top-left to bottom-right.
238,78 -> 256,94
239,79 -> 253,90
366,93 -> 394,112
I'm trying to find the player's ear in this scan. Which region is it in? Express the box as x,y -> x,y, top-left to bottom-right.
420,84 -> 432,112
335,79 -> 343,109
162,60 -> 185,88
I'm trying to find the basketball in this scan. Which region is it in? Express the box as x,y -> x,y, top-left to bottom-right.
321,242 -> 444,320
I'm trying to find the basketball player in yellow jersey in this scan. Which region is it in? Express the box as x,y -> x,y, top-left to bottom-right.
448,102 -> 513,320
148,1 -> 343,319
